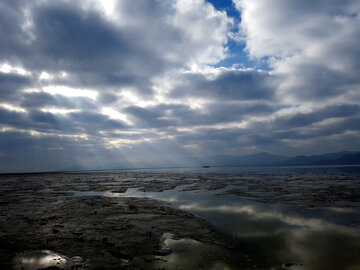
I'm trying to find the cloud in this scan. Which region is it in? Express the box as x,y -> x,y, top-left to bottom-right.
0,72 -> 31,101
0,0 -> 232,92
170,68 -> 276,102
0,0 -> 360,172
235,0 -> 360,101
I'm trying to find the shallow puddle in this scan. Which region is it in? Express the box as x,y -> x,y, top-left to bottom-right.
42,185 -> 360,269
13,250 -> 68,270
128,187 -> 360,269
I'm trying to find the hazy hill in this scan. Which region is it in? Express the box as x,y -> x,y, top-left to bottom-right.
210,151 -> 360,167
211,152 -> 289,166
315,153 -> 360,165
277,151 -> 357,166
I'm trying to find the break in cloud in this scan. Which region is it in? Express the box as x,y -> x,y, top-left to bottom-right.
0,0 -> 360,172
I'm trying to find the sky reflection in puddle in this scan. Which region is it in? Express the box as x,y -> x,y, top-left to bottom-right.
125,187 -> 360,269
55,186 -> 360,269
13,250 -> 67,270
133,233 -> 308,270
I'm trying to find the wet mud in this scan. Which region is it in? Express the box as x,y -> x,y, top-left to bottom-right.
0,172 -> 359,269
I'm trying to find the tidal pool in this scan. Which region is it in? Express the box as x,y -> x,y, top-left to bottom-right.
59,185 -> 360,270
13,250 -> 68,270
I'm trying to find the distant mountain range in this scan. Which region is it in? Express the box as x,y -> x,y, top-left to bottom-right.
210,151 -> 360,167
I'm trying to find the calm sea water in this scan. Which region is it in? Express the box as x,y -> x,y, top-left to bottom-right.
93,165 -> 360,175
62,183 -> 360,270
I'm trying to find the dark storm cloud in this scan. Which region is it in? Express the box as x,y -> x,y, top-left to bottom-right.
0,0 -> 29,60
0,130 -> 101,172
69,111 -> 127,132
278,64 -> 360,100
0,107 -> 127,136
125,106 -> 173,128
30,3 -> 164,94
0,0 -> 228,94
176,127 -> 246,144
264,104 -> 360,130
171,69 -> 275,101
273,114 -> 360,141
0,108 -> 27,129
98,93 -> 119,105
33,5 -> 126,62
0,72 -> 31,100
168,103 -> 360,156
20,92 -> 97,110
0,0 -> 166,95
0,108 -> 75,134
202,102 -> 275,122
236,105 -> 360,150
0,128 -> 198,173
125,101 -> 276,128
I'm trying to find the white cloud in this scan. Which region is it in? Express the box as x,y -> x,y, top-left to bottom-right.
0,103 -> 27,113
42,85 -> 98,100
101,107 -> 133,125
234,0 -> 360,103
172,0 -> 232,69
0,63 -> 31,76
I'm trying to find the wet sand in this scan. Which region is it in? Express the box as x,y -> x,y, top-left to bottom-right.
0,172 -> 359,269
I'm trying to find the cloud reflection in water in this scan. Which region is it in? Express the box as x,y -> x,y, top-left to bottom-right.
123,186 -> 360,270
63,185 -> 360,269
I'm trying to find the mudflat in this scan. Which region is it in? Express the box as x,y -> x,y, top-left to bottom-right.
0,172 -> 359,269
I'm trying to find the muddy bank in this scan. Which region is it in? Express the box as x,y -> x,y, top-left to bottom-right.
0,194 -> 232,269
0,172 -> 359,269
1,172 -> 359,207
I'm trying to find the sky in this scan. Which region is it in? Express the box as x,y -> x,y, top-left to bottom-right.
1,0 -> 360,172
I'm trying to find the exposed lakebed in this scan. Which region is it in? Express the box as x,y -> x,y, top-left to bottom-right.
0,172 -> 359,269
